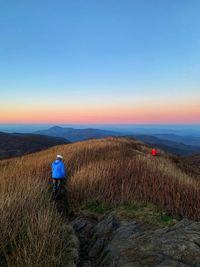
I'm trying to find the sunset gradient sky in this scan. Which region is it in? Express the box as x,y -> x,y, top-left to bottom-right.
0,0 -> 200,124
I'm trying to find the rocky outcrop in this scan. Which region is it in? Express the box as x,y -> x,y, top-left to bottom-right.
70,214 -> 200,267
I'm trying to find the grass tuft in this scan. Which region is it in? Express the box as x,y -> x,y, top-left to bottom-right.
83,200 -> 111,215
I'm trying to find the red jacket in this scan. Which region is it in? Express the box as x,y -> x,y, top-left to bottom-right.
151,148 -> 157,156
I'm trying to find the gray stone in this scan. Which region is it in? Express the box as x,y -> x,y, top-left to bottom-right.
88,239 -> 105,258
158,260 -> 191,267
71,215 -> 200,267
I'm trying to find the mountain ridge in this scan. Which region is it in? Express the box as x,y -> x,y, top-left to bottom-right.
129,134 -> 200,156
0,132 -> 69,159
33,126 -> 200,156
34,125 -> 120,142
1,137 -> 200,266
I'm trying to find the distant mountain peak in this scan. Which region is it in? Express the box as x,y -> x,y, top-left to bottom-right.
33,126 -> 120,142
50,125 -> 63,130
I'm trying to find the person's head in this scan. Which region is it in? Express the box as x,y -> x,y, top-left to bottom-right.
56,154 -> 63,161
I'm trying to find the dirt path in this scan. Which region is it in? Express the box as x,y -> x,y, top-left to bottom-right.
51,189 -> 96,266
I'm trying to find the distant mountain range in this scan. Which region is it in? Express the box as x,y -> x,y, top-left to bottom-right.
0,132 -> 69,159
34,126 -> 119,142
0,126 -> 200,158
33,126 -> 200,156
151,133 -> 200,146
129,134 -> 200,156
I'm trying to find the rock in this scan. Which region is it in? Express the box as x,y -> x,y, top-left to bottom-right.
71,217 -> 87,232
71,215 -> 200,267
93,214 -> 119,237
88,239 -> 105,258
108,219 -> 200,267
158,260 -> 191,267
82,260 -> 92,267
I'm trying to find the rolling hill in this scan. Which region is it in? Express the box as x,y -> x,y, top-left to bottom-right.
182,153 -> 200,177
33,126 -> 200,156
152,133 -> 200,146
129,134 -> 200,156
0,132 -> 69,159
1,137 -> 200,266
34,125 -> 120,142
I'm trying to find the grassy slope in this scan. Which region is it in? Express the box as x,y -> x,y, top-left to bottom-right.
65,137 -> 200,220
1,137 -> 200,265
182,153 -> 200,177
0,151 -> 78,266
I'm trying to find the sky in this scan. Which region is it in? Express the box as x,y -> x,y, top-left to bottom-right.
0,0 -> 200,124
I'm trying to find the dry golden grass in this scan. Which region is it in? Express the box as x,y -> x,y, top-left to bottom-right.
64,137 -> 200,220
6,136 -> 197,219
0,156 -> 78,266
1,137 -> 200,265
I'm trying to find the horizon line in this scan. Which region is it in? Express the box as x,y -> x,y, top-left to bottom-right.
0,123 -> 200,126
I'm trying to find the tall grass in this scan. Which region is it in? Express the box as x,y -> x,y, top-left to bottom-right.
13,136 -> 198,220
65,138 -> 200,220
1,136 -> 200,266
0,157 -> 78,266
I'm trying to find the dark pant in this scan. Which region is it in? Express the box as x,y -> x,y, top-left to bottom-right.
52,178 -> 65,191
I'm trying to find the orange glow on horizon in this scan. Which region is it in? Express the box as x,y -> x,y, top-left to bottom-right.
0,95 -> 200,124
1,101 -> 200,124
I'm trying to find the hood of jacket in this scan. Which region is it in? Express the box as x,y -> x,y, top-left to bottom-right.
53,159 -> 62,165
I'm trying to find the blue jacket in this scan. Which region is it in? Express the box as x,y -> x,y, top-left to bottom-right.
52,160 -> 66,179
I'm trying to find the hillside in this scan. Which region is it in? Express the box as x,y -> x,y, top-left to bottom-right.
0,132 -> 69,159
1,137 -> 200,266
2,136 -> 199,219
153,133 -> 200,146
182,153 -> 200,177
33,125 -> 200,156
34,125 -> 120,142
129,134 -> 200,156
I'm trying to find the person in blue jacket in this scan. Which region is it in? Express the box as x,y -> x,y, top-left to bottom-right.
51,154 -> 66,192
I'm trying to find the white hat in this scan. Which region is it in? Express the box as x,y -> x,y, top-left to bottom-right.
56,154 -> 63,159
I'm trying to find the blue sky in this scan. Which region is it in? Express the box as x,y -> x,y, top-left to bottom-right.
0,0 -> 200,123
